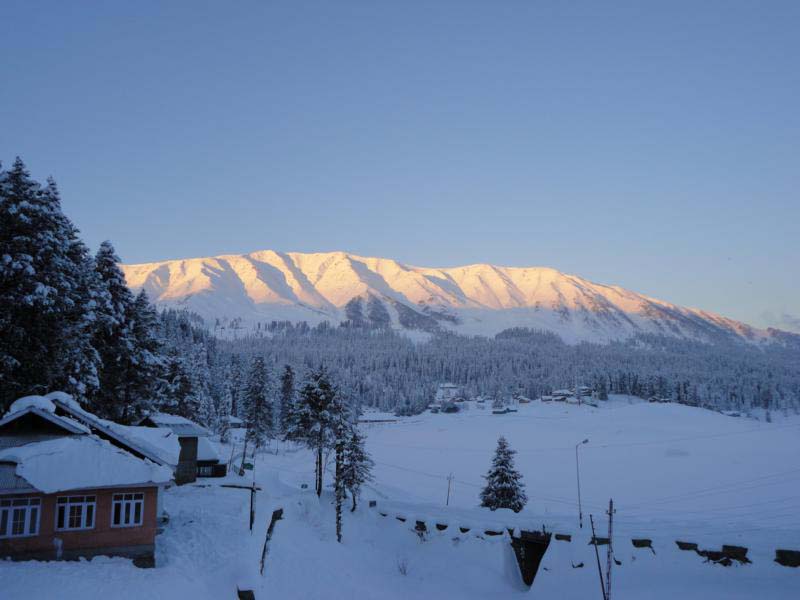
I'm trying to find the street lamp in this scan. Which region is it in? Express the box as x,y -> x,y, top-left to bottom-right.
575,438 -> 589,528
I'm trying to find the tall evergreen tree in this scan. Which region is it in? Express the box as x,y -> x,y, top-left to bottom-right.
218,382 -> 233,443
480,436 -> 527,513
278,364 -> 295,439
245,356 -> 273,450
331,390 -> 353,542
125,289 -> 166,417
228,354 -> 244,418
0,159 -> 101,409
287,366 -> 339,496
92,240 -> 137,420
342,428 -> 374,511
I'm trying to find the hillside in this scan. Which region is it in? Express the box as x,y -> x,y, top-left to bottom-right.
122,250 -> 783,344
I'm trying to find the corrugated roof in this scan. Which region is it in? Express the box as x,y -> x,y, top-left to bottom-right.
0,462 -> 35,493
141,412 -> 210,437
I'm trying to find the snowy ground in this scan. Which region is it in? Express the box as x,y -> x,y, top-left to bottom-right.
2,396 -> 798,598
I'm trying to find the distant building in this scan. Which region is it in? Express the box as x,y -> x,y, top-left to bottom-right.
138,413 -> 226,479
225,415 -> 245,429
435,383 -> 463,403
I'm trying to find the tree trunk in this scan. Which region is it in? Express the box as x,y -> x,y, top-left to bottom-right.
315,445 -> 323,496
239,435 -> 249,476
351,493 -> 357,512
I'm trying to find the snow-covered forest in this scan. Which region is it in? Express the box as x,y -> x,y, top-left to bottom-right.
3,157 -> 799,433
213,323 -> 800,420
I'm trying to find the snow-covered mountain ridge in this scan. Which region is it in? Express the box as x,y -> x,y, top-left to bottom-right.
121,250 -> 786,344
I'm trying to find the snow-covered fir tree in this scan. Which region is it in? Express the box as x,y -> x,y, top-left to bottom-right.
278,364 -> 295,439
480,436 -> 528,513
0,160 -> 102,410
287,366 -> 340,496
342,428 -> 374,511
91,240 -> 139,421
244,356 -> 273,450
228,354 -> 245,418
218,382 -> 233,443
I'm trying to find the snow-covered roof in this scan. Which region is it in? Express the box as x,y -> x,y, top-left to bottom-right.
197,437 -> 220,462
0,395 -> 90,435
140,412 -> 210,437
226,415 -> 244,425
47,393 -> 171,467
0,436 -> 172,494
104,425 -> 220,466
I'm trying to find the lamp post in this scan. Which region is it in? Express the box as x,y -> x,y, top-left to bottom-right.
575,438 -> 589,528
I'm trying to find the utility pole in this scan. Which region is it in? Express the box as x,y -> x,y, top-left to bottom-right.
575,438 -> 589,528
589,514 -> 607,600
446,473 -> 454,506
606,499 -> 615,600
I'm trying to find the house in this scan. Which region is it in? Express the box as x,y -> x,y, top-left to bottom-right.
435,383 -> 463,403
138,412 -> 226,478
44,393 -> 198,486
0,396 -> 171,565
225,415 -> 245,429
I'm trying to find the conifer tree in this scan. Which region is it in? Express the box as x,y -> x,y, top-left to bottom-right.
0,159 -> 101,409
92,240 -> 137,420
278,364 -> 295,439
480,436 -> 527,513
342,428 -> 374,511
288,366 -> 339,496
125,289 -> 166,417
228,354 -> 244,417
331,391 -> 353,541
245,356 -> 273,450
218,383 -> 233,443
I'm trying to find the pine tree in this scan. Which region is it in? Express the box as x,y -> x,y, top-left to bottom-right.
342,428 -> 374,511
287,366 -> 339,496
334,428 -> 346,543
0,160 -> 101,409
92,240 -> 137,421
125,289 -> 166,418
218,383 -> 233,443
228,354 -> 244,418
480,436 -> 527,513
245,356 -> 273,450
278,364 -> 295,439
331,391 -> 352,542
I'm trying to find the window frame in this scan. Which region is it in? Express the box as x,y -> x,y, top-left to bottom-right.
0,497 -> 41,539
110,492 -> 145,528
55,495 -> 96,531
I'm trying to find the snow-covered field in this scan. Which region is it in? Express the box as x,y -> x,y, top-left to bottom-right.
2,396 -> 798,599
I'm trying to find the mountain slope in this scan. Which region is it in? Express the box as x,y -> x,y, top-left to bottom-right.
122,250 -> 774,343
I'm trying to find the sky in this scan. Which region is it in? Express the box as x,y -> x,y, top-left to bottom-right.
1,1 -> 798,331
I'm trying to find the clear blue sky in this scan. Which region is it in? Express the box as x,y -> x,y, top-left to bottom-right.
2,1 -> 798,330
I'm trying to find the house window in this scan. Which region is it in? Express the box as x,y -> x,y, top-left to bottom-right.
0,497 -> 41,538
56,496 -> 96,531
198,465 -> 214,476
111,493 -> 144,527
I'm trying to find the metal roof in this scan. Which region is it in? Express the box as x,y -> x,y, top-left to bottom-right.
0,462 -> 36,493
0,406 -> 89,435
